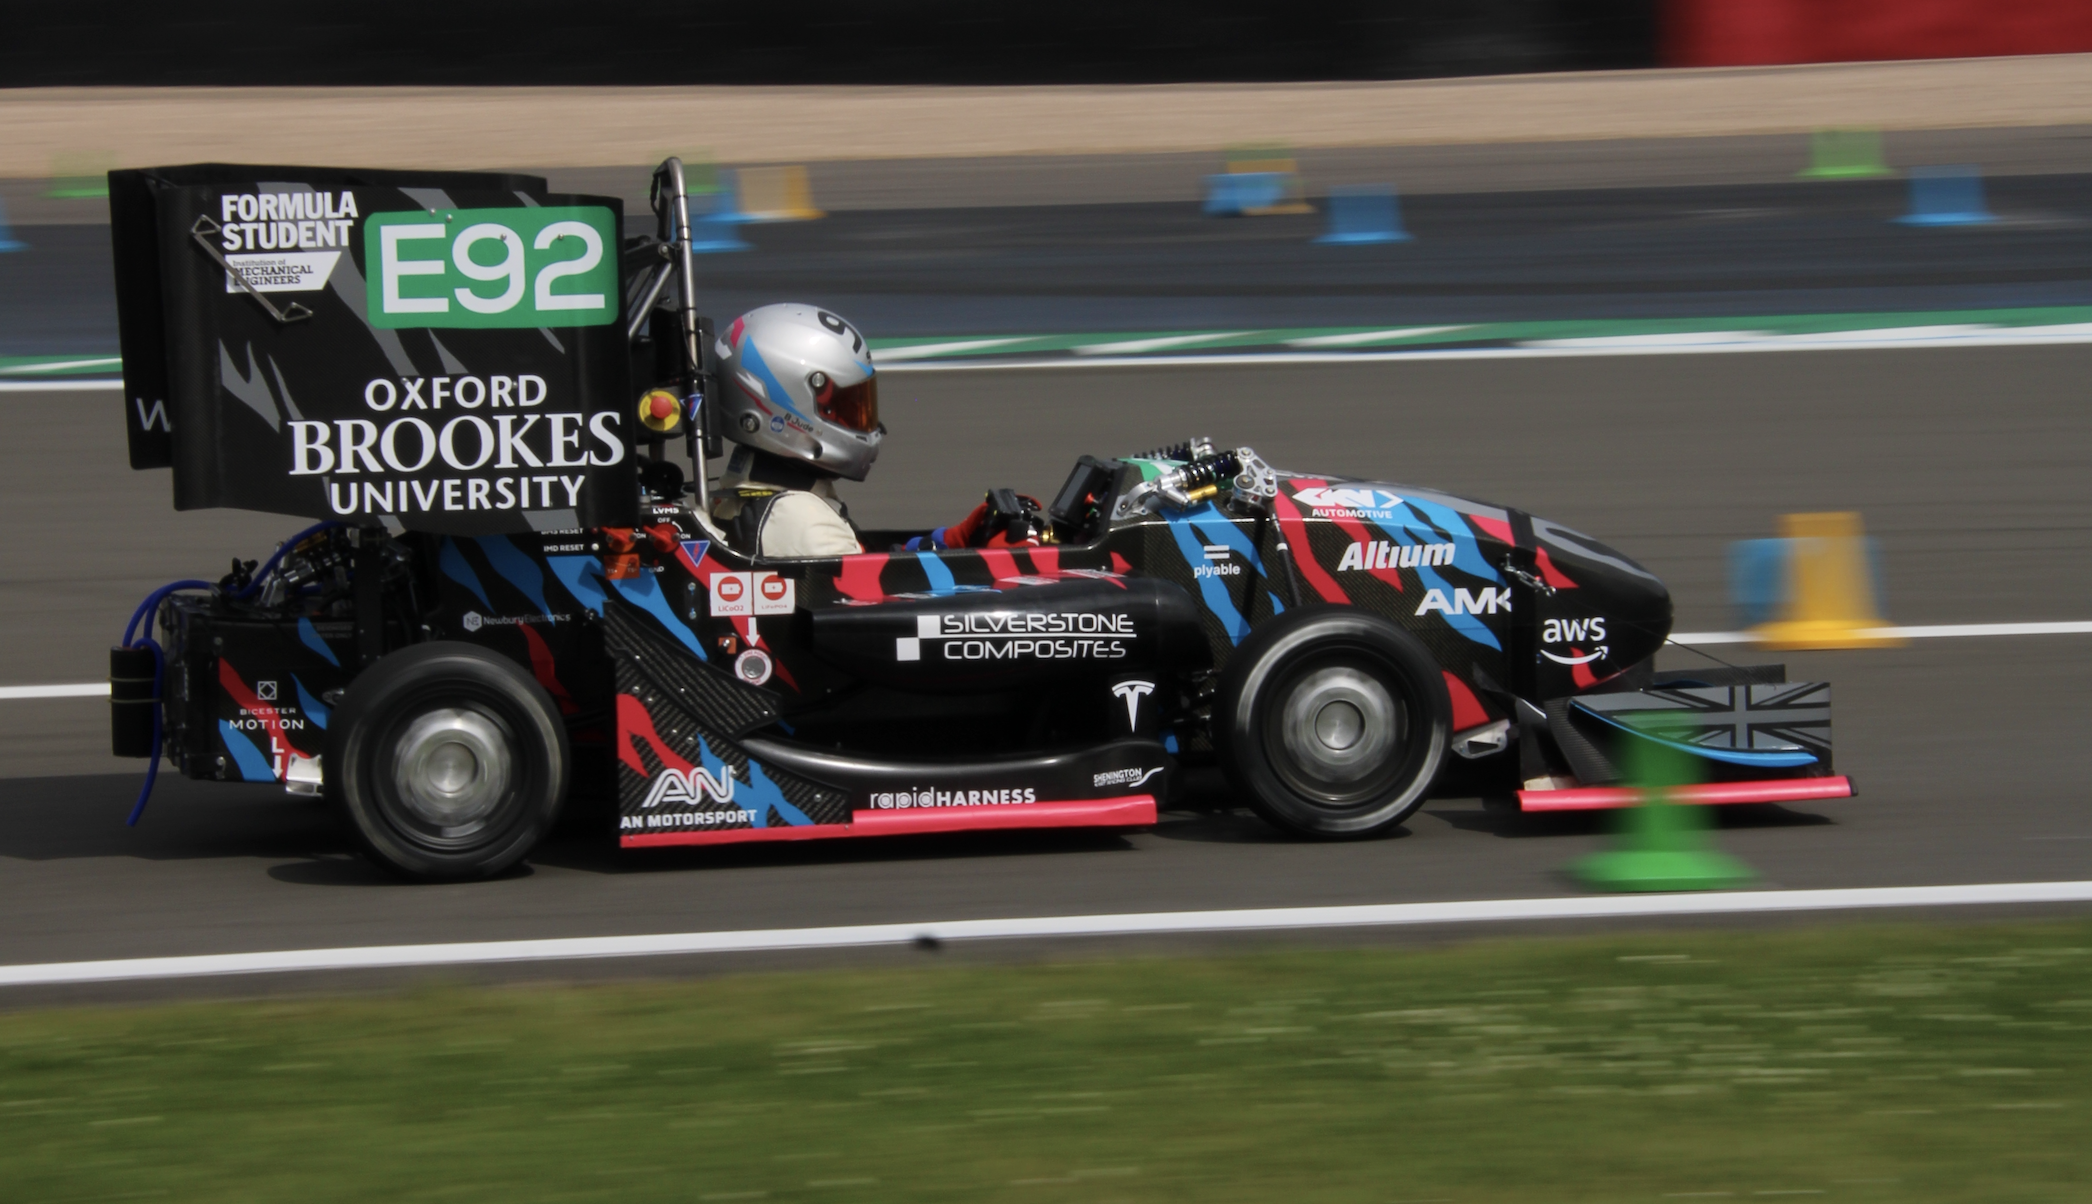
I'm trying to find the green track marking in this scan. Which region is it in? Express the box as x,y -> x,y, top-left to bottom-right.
0,355 -> 124,377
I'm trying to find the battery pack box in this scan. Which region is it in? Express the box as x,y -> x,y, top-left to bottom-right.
159,596 -> 358,783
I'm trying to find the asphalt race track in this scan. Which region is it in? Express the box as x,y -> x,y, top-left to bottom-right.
8,173 -> 2092,356
3,343 -> 2090,977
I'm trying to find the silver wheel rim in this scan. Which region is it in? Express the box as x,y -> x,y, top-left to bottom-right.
391,707 -> 512,832
1277,666 -> 1400,787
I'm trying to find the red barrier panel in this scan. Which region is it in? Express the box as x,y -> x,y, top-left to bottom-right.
1666,0 -> 2092,66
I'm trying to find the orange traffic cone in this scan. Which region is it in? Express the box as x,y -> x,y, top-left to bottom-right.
1752,512 -> 1902,650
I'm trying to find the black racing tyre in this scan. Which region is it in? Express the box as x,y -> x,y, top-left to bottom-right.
1215,607 -> 1450,839
326,642 -> 569,882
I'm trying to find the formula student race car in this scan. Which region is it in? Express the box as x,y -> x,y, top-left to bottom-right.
105,160 -> 1854,881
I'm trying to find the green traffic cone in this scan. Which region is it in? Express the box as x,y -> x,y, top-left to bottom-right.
1573,732 -> 1754,892
1797,129 -> 1894,180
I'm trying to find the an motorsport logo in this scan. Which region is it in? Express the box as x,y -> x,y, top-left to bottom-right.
896,612 -> 1136,662
870,787 -> 1039,809
1540,616 -> 1608,664
640,764 -> 737,810
1339,540 -> 1455,572
1293,485 -> 1405,519
1194,544 -> 1242,579
461,610 -> 570,632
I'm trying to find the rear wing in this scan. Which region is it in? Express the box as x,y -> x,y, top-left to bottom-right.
111,164 -> 636,535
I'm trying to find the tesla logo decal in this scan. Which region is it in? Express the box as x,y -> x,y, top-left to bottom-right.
1112,680 -> 1155,729
642,765 -> 736,809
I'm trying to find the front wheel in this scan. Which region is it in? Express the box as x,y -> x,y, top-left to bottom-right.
327,642 -> 569,882
1216,607 -> 1450,839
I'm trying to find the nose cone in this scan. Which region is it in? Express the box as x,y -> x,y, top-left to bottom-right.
1531,516 -> 1673,681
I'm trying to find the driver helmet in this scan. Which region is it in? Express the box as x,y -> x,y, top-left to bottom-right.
713,303 -> 882,481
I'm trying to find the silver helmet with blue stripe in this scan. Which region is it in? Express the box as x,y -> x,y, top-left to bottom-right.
714,303 -> 882,481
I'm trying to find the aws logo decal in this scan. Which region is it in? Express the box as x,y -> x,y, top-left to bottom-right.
1540,617 -> 1608,665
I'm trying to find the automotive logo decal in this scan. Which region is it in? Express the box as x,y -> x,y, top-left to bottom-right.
1292,485 -> 1404,517
1111,680 -> 1155,729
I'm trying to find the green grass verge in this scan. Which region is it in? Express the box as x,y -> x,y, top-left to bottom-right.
5,920 -> 2090,1203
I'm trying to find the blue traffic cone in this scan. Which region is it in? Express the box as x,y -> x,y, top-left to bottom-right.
1896,165 -> 1995,226
1203,172 -> 1293,216
0,200 -> 26,252
1313,184 -> 1409,244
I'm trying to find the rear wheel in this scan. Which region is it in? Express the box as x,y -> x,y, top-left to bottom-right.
1216,608 -> 1449,838
327,642 -> 568,882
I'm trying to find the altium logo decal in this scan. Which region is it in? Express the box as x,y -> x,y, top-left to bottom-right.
1339,540 -> 1454,572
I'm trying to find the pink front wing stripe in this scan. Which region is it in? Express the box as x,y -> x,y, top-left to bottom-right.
620,796 -> 1158,848
1518,775 -> 1856,813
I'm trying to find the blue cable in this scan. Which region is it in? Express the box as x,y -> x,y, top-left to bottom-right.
233,520 -> 342,600
119,579 -> 218,826
124,637 -> 165,827
122,580 -> 215,649
118,520 -> 340,826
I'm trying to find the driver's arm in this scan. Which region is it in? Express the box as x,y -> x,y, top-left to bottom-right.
761,493 -> 864,558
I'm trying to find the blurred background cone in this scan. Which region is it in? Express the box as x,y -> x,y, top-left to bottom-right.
1574,733 -> 1754,892
1752,512 -> 1903,649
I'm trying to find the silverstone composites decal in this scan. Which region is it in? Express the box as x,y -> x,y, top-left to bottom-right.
896,611 -> 1136,662
120,170 -> 635,536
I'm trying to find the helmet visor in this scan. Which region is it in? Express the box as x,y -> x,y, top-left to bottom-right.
816,376 -> 879,434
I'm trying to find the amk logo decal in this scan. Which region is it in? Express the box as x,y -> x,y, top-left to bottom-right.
366,207 -> 618,329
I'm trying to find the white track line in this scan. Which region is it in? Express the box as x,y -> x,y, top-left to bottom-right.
0,683 -> 108,700
882,326 -> 2092,371
5,624 -> 2087,702
13,324 -> 2092,389
0,379 -> 123,392
5,881 -> 2090,988
1671,620 -> 2092,645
